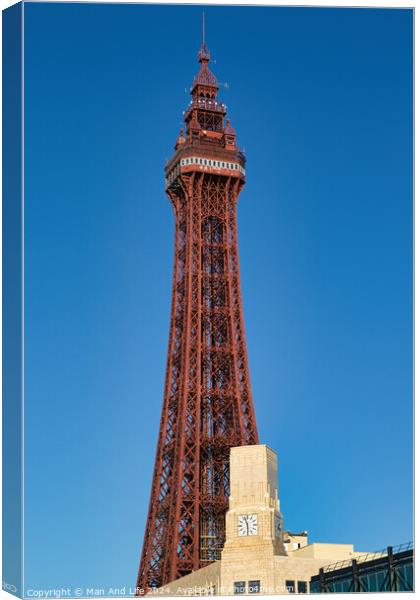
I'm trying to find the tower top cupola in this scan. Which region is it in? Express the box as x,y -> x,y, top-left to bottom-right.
191,48 -> 218,91
166,14 -> 246,178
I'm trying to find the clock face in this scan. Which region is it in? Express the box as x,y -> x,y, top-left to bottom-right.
275,515 -> 282,538
238,514 -> 258,537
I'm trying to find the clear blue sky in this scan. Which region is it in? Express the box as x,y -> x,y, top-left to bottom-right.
23,2 -> 413,594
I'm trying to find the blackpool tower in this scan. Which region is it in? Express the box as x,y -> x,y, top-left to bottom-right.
137,31 -> 259,592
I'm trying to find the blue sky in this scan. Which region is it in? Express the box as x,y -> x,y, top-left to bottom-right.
23,2 -> 413,593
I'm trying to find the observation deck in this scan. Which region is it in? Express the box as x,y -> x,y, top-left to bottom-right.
165,142 -> 246,192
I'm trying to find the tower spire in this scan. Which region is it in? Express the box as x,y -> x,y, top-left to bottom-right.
198,12 -> 210,63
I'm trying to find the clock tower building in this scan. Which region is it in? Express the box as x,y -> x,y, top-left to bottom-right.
221,445 -> 287,593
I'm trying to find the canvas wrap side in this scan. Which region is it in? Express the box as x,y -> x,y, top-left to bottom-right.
3,2 -> 23,597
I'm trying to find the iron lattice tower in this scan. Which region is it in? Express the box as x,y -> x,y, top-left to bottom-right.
137,38 -> 259,592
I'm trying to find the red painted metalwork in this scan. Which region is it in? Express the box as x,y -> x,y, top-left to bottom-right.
136,39 -> 259,594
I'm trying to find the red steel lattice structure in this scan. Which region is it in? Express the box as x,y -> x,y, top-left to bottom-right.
136,39 -> 259,593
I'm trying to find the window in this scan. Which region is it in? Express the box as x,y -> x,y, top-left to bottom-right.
234,582 -> 246,595
309,581 -> 320,594
297,581 -> 307,594
292,542 -> 301,550
397,563 -> 413,591
249,581 -> 260,594
285,580 -> 295,593
331,581 -> 344,593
